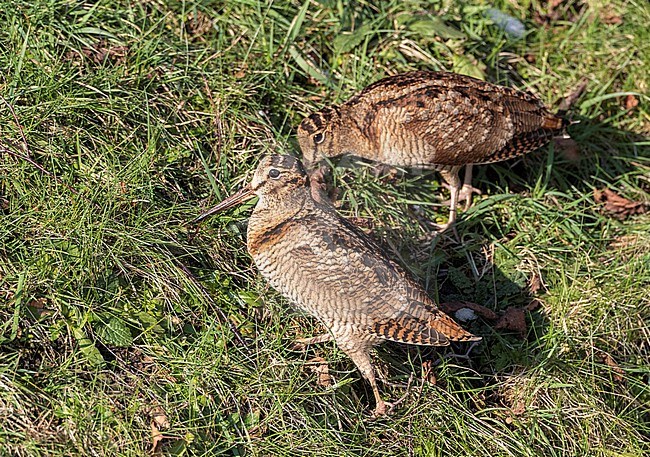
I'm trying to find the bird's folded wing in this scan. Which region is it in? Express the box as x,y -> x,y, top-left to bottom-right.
286,210 -> 477,345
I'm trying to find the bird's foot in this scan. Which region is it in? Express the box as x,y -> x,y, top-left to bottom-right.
371,399 -> 392,418
440,183 -> 482,210
369,373 -> 414,419
370,393 -> 410,419
424,219 -> 460,241
458,183 -> 482,211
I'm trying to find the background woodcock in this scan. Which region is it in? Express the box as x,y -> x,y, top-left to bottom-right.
297,71 -> 567,231
194,154 -> 480,416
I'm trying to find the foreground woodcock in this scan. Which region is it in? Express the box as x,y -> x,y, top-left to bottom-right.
194,154 -> 480,416
298,71 -> 566,230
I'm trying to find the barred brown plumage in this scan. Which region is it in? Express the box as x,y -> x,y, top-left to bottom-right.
297,71 -> 567,232
194,154 -> 480,416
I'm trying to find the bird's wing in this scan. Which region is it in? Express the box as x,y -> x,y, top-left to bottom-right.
349,73 -> 559,166
373,89 -> 512,166
283,206 -> 477,345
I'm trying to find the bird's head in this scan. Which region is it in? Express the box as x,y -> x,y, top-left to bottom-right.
297,106 -> 342,171
193,155 -> 309,223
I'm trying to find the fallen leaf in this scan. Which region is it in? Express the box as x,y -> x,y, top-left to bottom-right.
81,40 -> 128,65
511,399 -> 526,415
624,94 -> 638,111
526,298 -> 543,312
185,11 -> 214,40
151,406 -> 170,430
28,297 -> 47,309
439,301 -> 498,320
598,352 -> 625,383
594,188 -> 649,220
494,307 -> 527,339
528,271 -> 543,294
533,0 -> 585,26
150,421 -> 164,455
248,423 -> 267,440
27,297 -> 54,318
504,398 -> 526,425
307,357 -> 332,387
600,8 -> 623,25
147,405 -> 169,455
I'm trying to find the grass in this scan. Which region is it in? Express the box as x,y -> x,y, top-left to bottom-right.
1,0 -> 649,455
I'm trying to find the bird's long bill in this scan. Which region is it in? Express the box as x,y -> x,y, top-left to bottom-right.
192,184 -> 255,224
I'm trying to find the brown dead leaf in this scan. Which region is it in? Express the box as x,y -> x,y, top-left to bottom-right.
528,271 -> 543,294
504,399 -> 526,425
307,357 -> 332,387
248,422 -> 267,440
598,352 -> 625,383
79,40 -> 128,65
494,307 -> 527,339
533,0 -> 585,26
600,8 -> 623,25
150,406 -> 170,430
27,297 -> 54,318
28,297 -> 47,309
511,399 -> 526,416
624,94 -> 638,111
594,188 -> 649,220
439,301 -> 498,320
150,421 -> 164,455
533,0 -> 563,26
185,11 -> 214,40
147,405 -> 169,455
526,298 -> 543,312
233,62 -> 248,79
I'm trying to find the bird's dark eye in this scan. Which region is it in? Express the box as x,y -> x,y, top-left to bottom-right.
268,168 -> 281,179
313,132 -> 325,145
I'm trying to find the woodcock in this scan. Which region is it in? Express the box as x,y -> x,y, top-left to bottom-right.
298,70 -> 566,230
194,154 -> 480,416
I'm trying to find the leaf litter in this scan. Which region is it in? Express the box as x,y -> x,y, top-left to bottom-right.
594,188 -> 649,220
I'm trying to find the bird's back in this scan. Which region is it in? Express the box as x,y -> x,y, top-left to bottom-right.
341,71 -> 564,167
